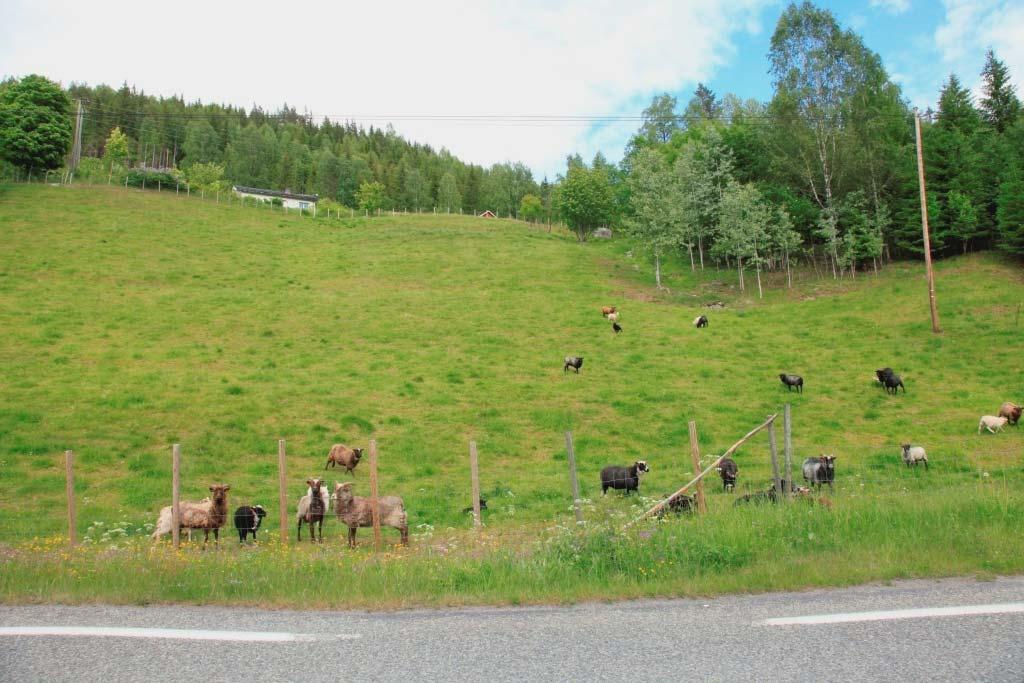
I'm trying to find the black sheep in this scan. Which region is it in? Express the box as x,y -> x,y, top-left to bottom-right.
716,457 -> 739,491
612,321 -> 622,334
462,498 -> 488,514
779,373 -> 804,393
600,460 -> 649,494
802,455 -> 837,490
657,493 -> 696,517
233,504 -> 267,544
883,373 -> 905,394
564,356 -> 584,373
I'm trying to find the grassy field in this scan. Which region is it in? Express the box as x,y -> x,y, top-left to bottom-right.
0,183 -> 1021,607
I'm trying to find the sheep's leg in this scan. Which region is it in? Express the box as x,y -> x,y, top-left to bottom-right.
297,519 -> 303,542
348,527 -> 357,548
213,528 -> 219,544
400,526 -> 409,546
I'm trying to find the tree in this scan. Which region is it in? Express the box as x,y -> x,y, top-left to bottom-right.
640,93 -> 680,143
996,175 -> 1024,255
437,171 -> 461,212
185,162 -> 226,193
315,150 -> 342,201
0,74 -> 72,174
716,182 -> 771,297
356,180 -> 388,212
102,126 -> 130,172
182,119 -> 222,167
626,148 -> 684,288
559,163 -> 615,242
673,125 -> 735,268
980,50 -> 1021,134
402,167 -> 430,211
519,194 -> 544,223
946,190 -> 980,254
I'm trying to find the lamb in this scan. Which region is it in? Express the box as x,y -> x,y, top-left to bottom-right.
324,444 -> 364,474
900,444 -> 928,469
978,415 -> 1009,434
612,321 -> 622,334
802,455 -> 836,490
998,402 -> 1022,426
606,311 -> 619,323
151,484 -> 231,543
600,460 -> 649,495
716,457 -> 739,491
564,356 -> 584,373
601,306 -> 617,317
779,373 -> 804,393
296,478 -> 327,543
233,504 -> 267,543
332,481 -> 409,547
693,315 -> 709,328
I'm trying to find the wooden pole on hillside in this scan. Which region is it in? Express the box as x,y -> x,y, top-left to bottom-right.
469,441 -> 482,529
768,418 -> 782,499
687,421 -> 707,514
64,450 -> 77,546
784,404 -> 793,500
565,432 -> 583,524
914,110 -> 942,334
369,439 -> 382,550
277,439 -> 288,544
171,444 -> 181,549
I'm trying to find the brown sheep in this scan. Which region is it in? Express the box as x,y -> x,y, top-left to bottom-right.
325,444 -> 364,474
601,306 -> 617,317
297,478 -> 327,543
332,481 -> 408,547
151,484 -> 231,543
999,402 -> 1022,426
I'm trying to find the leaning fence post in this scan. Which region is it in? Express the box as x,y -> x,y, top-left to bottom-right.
784,404 -> 793,499
469,440 -> 482,529
171,443 -> 181,549
277,439 -> 288,544
768,416 -> 782,499
687,421 -> 707,514
565,432 -> 583,524
369,439 -> 382,550
64,450 -> 77,546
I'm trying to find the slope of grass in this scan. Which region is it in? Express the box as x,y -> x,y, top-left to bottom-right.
0,183 -> 1021,607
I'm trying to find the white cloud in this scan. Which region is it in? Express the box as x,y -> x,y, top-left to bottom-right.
869,0 -> 911,14
935,0 -> 1024,97
0,0 -> 768,180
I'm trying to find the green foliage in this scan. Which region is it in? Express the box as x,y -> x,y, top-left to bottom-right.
124,169 -> 178,189
102,127 -> 130,171
438,172 -> 461,212
519,194 -> 544,223
559,163 -> 615,242
0,74 -> 72,172
181,119 -> 222,167
980,49 -> 1021,134
996,176 -> 1024,255
356,180 -> 388,212
184,162 -> 227,193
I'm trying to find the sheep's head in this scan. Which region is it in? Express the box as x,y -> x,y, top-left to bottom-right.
307,478 -> 323,494
352,448 -> 364,462
901,443 -> 911,454
635,460 -> 650,474
252,505 -> 267,520
208,484 -> 230,501
333,481 -> 354,503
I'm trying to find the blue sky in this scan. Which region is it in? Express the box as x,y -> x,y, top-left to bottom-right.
2,1 -> 1021,181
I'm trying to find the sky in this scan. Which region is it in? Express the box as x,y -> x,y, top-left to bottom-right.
2,0 -> 1022,181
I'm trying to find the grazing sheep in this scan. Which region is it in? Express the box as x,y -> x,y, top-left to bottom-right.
693,315 -> 709,328
462,498 -> 488,514
978,415 -> 1009,434
900,444 -> 929,469
332,481 -> 409,547
802,455 -> 837,490
564,356 -> 584,373
297,478 -> 327,543
880,371 -> 905,394
151,484 -> 231,543
324,444 -> 364,474
600,460 -> 649,495
734,483 -> 814,507
656,493 -> 696,517
998,402 -> 1022,426
779,373 -> 804,393
601,306 -> 617,317
233,504 -> 267,543
875,367 -> 895,383
612,321 -> 622,334
716,457 -> 739,491
607,311 -> 619,323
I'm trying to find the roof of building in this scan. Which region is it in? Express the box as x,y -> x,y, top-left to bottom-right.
478,210 -> 496,218
232,185 -> 319,202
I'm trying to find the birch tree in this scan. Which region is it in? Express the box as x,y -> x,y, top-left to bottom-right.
626,148 -> 681,288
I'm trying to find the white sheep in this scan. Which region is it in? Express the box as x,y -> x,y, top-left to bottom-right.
607,312 -> 619,323
978,415 -> 1009,434
900,444 -> 928,469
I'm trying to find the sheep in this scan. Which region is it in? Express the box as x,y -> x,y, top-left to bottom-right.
877,369 -> 905,394
734,483 -> 814,507
978,415 -> 1009,434
656,493 -> 696,517
462,498 -> 488,514
324,444 -> 364,474
716,457 -> 739,491
296,478 -> 327,543
151,484 -> 231,543
332,481 -> 408,547
802,455 -> 836,490
998,402 -> 1022,426
900,444 -> 929,469
600,460 -> 649,495
233,504 -> 267,543
875,367 -> 895,383
607,311 -> 619,323
564,356 -> 584,373
693,315 -> 709,328
779,373 -> 804,393
601,306 -> 617,317
612,321 -> 622,334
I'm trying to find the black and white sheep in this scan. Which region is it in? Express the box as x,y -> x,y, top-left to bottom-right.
233,504 -> 267,543
779,373 -> 804,393
564,356 -> 584,373
693,315 -> 709,328
716,457 -> 739,491
600,460 -> 649,494
802,455 -> 836,490
612,321 -> 622,334
900,444 -> 928,469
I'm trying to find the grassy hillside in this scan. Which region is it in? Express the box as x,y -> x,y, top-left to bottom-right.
0,184 -> 1021,606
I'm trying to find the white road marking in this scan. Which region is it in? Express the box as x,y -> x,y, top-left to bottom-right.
764,602 -> 1024,626
0,626 -> 361,642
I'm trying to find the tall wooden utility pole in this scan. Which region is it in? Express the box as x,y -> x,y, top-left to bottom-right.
914,109 -> 942,334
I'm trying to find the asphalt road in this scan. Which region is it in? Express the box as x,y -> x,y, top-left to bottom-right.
2,576 -> 1023,682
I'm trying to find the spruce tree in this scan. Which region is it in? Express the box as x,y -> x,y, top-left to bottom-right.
980,50 -> 1021,134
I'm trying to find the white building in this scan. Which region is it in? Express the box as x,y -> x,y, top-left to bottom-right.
232,185 -> 319,214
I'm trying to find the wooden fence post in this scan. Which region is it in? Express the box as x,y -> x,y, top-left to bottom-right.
369,439 -> 382,550
277,439 -> 288,544
469,441 -> 482,529
768,417 -> 783,499
687,421 -> 707,514
64,450 -> 76,546
565,432 -> 583,524
784,404 -> 793,499
171,443 -> 181,549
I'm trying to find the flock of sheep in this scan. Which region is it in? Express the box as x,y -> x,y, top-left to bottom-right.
151,444 -> 408,545
580,305 -> 1022,511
